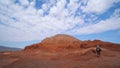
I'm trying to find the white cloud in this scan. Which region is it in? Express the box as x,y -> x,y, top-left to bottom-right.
0,0 -> 83,42
0,0 -> 120,42
81,0 -> 119,13
73,9 -> 120,34
67,0 -> 80,15
49,0 -> 67,16
19,0 -> 29,6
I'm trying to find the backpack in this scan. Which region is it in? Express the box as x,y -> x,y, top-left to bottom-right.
96,47 -> 101,52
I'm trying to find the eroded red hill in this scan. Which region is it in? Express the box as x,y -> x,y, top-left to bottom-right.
24,34 -> 120,52
25,34 -> 82,51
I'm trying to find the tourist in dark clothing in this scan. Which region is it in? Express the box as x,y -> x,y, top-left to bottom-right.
96,45 -> 102,57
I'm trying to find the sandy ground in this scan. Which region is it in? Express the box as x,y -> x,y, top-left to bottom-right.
0,47 -> 120,68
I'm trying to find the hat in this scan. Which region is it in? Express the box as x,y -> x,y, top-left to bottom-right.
97,45 -> 99,47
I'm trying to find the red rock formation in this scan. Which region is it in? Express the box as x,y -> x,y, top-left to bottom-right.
24,34 -> 120,52
25,34 -> 82,51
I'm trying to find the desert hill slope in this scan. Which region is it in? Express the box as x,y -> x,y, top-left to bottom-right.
25,34 -> 82,51
0,34 -> 120,68
25,34 -> 120,52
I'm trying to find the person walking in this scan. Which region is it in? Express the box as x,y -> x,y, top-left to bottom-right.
96,45 -> 102,57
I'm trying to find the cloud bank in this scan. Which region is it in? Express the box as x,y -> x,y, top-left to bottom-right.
0,0 -> 120,41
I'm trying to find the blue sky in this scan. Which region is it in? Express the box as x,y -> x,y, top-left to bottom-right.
0,0 -> 120,48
